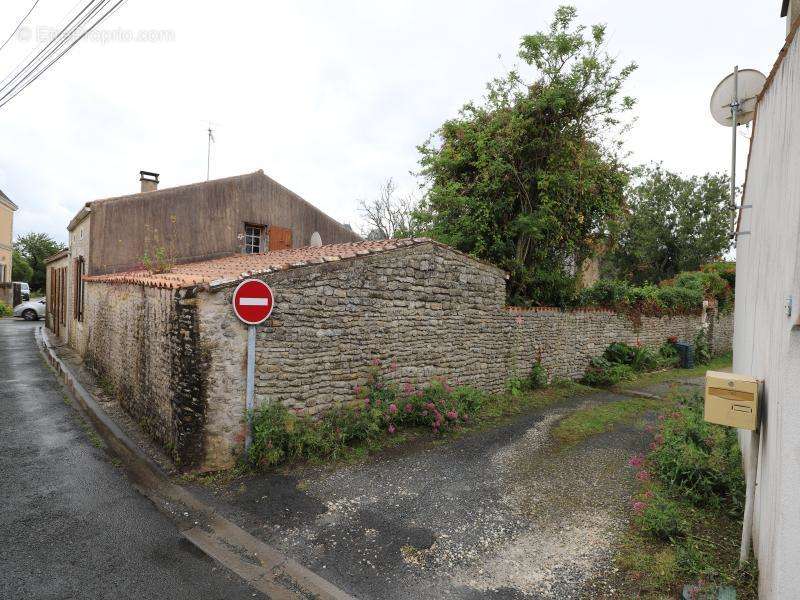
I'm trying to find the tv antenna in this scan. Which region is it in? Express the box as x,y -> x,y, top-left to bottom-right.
206,124 -> 215,181
709,67 -> 766,240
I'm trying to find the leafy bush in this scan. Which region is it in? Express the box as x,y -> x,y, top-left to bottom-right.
577,267 -> 733,315
693,329 -> 711,365
508,360 -> 548,396
580,356 -> 635,387
648,393 -> 744,513
604,342 -> 637,365
0,302 -> 12,317
249,362 -> 485,468
639,492 -> 686,542
658,340 -> 680,368
701,261 -> 735,290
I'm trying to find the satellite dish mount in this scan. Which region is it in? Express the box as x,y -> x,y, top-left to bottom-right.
709,66 -> 766,240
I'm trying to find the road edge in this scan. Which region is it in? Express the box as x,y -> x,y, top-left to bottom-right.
35,325 -> 355,600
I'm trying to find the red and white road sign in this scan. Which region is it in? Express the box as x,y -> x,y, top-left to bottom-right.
232,279 -> 274,325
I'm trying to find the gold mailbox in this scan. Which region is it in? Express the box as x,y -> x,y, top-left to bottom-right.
704,371 -> 760,430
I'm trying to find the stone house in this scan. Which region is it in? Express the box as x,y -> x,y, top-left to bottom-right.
54,169 -> 360,352
0,188 -> 18,289
77,238 -> 732,471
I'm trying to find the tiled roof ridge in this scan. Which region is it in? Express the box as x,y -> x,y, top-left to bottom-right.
83,238 -> 438,289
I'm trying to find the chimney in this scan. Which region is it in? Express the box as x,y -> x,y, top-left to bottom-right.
139,171 -> 159,193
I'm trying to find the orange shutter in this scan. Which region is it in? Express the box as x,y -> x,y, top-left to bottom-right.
268,226 -> 292,251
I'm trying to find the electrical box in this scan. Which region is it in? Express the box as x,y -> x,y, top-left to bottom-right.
704,371 -> 760,430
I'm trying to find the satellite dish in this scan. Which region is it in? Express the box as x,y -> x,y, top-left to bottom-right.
710,69 -> 766,126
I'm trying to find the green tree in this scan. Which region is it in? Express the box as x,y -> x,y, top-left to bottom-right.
11,248 -> 33,283
415,5 -> 636,305
13,232 -> 66,292
606,165 -> 732,284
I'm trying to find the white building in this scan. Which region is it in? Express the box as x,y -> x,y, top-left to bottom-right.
733,2 -> 800,597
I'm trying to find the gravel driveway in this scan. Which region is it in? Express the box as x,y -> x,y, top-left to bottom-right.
189,384 -> 698,599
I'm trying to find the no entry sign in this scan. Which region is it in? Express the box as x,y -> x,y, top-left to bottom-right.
232,279 -> 274,325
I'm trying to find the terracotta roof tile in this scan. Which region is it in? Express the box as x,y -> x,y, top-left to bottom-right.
83,238 -> 450,289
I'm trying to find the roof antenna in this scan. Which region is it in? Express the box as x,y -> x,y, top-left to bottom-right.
206,123 -> 215,181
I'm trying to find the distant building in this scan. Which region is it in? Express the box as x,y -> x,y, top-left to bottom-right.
48,169 -> 361,348
0,188 -> 18,283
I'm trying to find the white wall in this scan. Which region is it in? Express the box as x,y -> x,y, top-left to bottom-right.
733,25 -> 800,599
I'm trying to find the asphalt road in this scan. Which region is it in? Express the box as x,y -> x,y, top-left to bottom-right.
0,320 -> 262,600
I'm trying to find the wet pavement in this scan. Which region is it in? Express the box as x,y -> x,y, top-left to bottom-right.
0,320 -> 261,600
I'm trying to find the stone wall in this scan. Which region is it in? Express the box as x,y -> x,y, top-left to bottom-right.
77,242 -> 734,470
82,282 -> 210,469
199,243 -> 733,467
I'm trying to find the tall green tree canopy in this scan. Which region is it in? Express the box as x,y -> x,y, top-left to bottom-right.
415,6 -> 636,306
606,165 -> 732,284
13,232 -> 66,292
11,248 -> 33,283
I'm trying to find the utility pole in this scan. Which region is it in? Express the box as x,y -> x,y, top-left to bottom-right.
206,126 -> 215,181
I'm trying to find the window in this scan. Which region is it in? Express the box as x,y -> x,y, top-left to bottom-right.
244,224 -> 264,254
73,256 -> 85,322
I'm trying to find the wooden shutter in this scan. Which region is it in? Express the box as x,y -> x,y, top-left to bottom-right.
268,226 -> 292,251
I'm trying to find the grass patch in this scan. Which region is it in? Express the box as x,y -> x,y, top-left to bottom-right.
615,391 -> 758,598
619,352 -> 732,390
552,396 -> 666,447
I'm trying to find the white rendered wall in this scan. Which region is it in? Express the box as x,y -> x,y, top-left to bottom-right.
733,26 -> 800,599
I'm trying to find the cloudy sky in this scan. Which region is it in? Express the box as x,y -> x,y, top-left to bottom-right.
0,0 -> 789,245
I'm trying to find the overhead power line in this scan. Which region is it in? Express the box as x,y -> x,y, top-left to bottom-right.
0,0 -> 41,55
0,0 -> 127,110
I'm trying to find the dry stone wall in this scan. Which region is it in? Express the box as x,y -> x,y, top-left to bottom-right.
82,282 -> 210,469
211,243 -> 733,422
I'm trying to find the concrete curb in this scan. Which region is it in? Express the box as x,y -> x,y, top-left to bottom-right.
36,326 -> 355,600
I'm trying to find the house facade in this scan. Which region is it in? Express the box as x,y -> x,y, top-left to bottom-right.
0,189 -> 18,284
732,6 -> 800,598
56,169 -> 360,351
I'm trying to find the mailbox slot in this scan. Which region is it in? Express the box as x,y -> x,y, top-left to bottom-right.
704,371 -> 760,430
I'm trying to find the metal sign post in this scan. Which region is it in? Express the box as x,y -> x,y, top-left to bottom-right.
730,66 -> 739,237
232,278 -> 275,459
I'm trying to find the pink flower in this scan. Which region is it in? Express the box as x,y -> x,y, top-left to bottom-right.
404,403 -> 413,413
636,470 -> 651,482
644,424 -> 654,433
425,402 -> 436,411
371,357 -> 381,366
375,399 -> 381,407
462,414 -> 469,422
415,390 -> 424,398
649,442 -> 658,450
390,360 -> 398,372
632,501 -> 647,514
643,490 -> 654,499
628,454 -> 645,468
403,382 -> 414,395
388,424 -> 396,434
446,410 -> 458,420
443,383 -> 453,394
364,398 -> 371,406
389,403 -> 398,414
658,414 -> 665,421
354,384 -> 362,395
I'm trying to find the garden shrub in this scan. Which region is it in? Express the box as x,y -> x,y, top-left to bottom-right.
693,329 -> 711,365
658,339 -> 680,368
647,393 -> 744,513
249,361 -> 485,468
580,356 -> 635,387
639,492 -> 686,542
577,267 -> 733,315
0,302 -> 12,317
507,360 -> 548,396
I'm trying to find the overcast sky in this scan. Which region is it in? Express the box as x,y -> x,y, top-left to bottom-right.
0,1 -> 789,245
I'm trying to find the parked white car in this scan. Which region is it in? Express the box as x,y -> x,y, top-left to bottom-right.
13,298 -> 46,321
